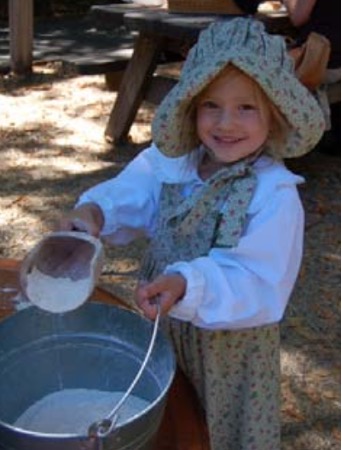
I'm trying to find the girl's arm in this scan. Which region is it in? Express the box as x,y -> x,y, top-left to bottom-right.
74,146 -> 162,244
165,185 -> 304,330
282,0 -> 317,26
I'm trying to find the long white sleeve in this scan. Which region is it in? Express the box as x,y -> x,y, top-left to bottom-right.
166,185 -> 304,329
76,147 -> 162,244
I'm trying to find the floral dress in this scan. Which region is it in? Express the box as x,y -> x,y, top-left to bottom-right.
140,162 -> 281,450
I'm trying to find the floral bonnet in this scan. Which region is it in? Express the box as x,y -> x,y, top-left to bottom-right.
152,18 -> 325,158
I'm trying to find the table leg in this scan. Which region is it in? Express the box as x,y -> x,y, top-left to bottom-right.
105,32 -> 163,144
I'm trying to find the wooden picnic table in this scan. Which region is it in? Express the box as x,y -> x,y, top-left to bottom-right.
90,3 -> 292,144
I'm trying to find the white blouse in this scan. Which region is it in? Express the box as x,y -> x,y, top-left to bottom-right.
77,144 -> 305,330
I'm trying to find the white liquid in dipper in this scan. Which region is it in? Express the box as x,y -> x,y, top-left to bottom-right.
26,267 -> 91,313
14,388 -> 150,434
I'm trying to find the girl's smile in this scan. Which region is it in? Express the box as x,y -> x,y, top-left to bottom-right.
196,69 -> 271,165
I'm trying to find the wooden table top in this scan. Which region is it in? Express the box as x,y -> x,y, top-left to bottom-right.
90,3 -> 293,39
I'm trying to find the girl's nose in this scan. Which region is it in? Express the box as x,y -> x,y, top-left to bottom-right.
217,109 -> 236,128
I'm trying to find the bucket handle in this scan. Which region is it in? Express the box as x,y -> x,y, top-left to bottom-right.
88,303 -> 161,439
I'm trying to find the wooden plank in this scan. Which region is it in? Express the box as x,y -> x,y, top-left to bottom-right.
123,10 -> 217,40
77,58 -> 129,77
90,3 -> 150,28
9,0 -> 33,75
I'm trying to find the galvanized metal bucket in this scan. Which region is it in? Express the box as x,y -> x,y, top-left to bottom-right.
0,303 -> 176,450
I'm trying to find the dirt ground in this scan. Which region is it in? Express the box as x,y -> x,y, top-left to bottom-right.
0,63 -> 340,449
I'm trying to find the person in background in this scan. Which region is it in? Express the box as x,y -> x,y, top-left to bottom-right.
282,0 -> 340,70
58,18 -> 325,450
282,0 -> 341,155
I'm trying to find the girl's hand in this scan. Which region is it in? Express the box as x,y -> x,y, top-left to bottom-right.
57,203 -> 104,237
135,273 -> 186,320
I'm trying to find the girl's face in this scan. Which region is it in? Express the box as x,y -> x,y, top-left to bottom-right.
196,70 -> 271,164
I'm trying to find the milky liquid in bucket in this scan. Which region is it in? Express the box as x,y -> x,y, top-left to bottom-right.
14,388 -> 151,435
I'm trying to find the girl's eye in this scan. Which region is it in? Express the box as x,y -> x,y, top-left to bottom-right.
199,100 -> 218,109
239,104 -> 258,112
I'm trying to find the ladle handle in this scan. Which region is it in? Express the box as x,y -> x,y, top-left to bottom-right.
88,302 -> 161,439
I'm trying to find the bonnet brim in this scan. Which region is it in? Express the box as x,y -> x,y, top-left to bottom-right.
152,18 -> 325,159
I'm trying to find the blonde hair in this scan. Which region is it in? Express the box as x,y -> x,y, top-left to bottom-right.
195,64 -> 291,157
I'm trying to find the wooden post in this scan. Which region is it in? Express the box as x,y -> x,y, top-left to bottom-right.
9,0 -> 33,75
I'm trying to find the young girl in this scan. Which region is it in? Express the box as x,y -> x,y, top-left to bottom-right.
59,18 -> 325,450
